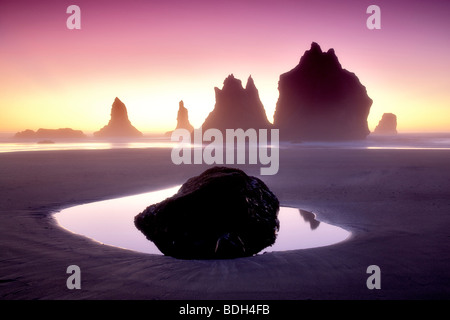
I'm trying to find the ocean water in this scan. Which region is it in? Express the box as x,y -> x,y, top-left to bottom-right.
281,132 -> 450,150
0,136 -> 176,153
1,132 -> 449,153
54,186 -> 350,256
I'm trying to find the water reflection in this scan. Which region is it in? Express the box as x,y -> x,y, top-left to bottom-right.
0,139 -> 177,153
54,186 -> 350,256
299,209 -> 320,230
2,132 -> 450,153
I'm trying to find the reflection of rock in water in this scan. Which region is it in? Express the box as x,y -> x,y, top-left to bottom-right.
134,167 -> 280,260
299,210 -> 320,230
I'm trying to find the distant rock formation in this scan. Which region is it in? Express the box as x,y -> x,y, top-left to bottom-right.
374,113 -> 397,134
14,128 -> 86,139
134,167 -> 280,259
176,101 -> 194,132
166,100 -> 194,136
94,97 -> 142,138
200,74 -> 272,133
273,42 -> 372,141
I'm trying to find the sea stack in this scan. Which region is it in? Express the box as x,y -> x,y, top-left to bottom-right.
14,128 -> 86,139
200,74 -> 272,133
374,113 -> 397,134
273,42 -> 372,141
166,100 -> 195,135
176,101 -> 194,132
94,97 -> 143,138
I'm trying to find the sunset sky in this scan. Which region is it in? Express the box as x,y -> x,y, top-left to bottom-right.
1,0 -> 449,134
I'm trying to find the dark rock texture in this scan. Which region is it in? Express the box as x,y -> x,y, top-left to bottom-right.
134,167 -> 280,259
14,128 -> 86,139
200,75 -> 272,133
374,113 -> 397,134
94,97 -> 142,138
273,42 -> 372,141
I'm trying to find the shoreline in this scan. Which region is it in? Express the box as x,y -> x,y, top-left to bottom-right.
53,194 -> 352,256
1,147 -> 450,299
1,131 -> 450,154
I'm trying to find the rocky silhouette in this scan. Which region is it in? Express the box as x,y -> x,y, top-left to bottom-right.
374,113 -> 397,134
200,75 -> 272,133
14,128 -> 86,139
94,97 -> 143,138
273,42 -> 372,141
166,100 -> 194,136
134,167 -> 280,259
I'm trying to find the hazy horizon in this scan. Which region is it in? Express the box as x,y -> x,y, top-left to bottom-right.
2,128 -> 450,138
1,0 -> 449,134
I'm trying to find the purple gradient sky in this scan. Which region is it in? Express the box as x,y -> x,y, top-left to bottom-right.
1,0 -> 449,133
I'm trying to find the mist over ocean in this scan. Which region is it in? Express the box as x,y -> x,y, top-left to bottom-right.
1,132 -> 450,153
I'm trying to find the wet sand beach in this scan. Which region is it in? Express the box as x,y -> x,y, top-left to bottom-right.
1,147 -> 449,299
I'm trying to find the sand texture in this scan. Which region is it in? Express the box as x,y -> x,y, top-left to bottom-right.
1,147 -> 449,299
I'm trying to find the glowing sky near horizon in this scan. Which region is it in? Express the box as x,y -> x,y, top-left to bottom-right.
1,0 -> 449,134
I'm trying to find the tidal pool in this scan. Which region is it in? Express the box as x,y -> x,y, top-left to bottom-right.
54,186 -> 350,256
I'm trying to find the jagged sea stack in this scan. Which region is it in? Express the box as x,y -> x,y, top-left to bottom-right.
200,75 -> 272,133
273,42 -> 372,141
94,97 -> 143,138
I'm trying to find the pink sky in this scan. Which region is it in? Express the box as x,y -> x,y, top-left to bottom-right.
1,0 -> 449,133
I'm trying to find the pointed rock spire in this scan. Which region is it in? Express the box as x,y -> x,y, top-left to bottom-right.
94,97 -> 143,138
175,100 -> 194,132
109,97 -> 129,124
201,74 -> 272,133
245,75 -> 256,91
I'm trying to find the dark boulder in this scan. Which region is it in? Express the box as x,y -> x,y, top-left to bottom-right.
134,167 -> 280,259
273,42 -> 372,141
